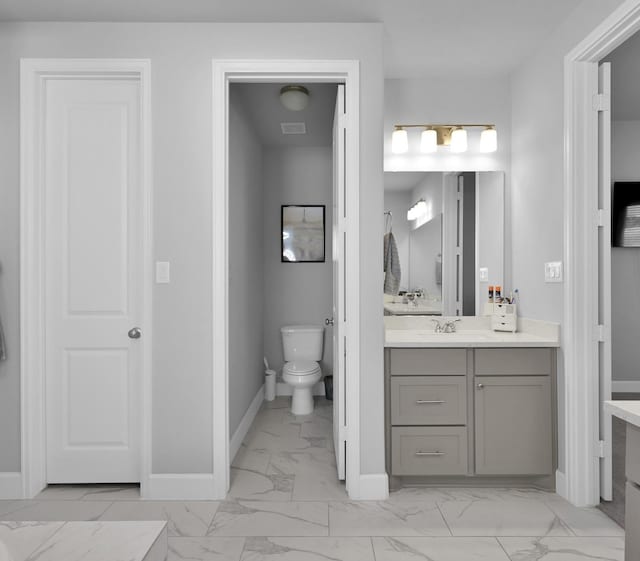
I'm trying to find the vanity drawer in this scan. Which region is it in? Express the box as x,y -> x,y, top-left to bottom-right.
389,348 -> 467,376
475,348 -> 552,376
391,426 -> 468,475
390,376 -> 466,426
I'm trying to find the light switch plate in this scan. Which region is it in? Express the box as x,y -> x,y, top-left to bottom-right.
156,261 -> 170,284
544,261 -> 563,283
479,267 -> 489,282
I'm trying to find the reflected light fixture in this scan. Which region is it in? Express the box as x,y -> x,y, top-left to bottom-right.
390,123 -> 497,153
280,85 -> 310,111
450,127 -> 468,153
406,199 -> 427,221
480,126 -> 498,153
391,127 -> 409,154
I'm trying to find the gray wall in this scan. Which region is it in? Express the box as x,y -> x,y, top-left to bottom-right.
509,0 -> 625,474
611,120 -> 640,383
228,92 -> 265,437
0,22 -> 385,478
263,146 -> 334,376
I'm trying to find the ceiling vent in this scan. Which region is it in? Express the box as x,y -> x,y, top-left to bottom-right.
280,122 -> 307,135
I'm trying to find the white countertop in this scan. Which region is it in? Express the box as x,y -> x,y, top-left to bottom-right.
604,400 -> 640,428
384,316 -> 560,348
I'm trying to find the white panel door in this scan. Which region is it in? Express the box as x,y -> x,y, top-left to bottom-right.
332,84 -> 346,480
598,62 -> 613,501
45,78 -> 143,483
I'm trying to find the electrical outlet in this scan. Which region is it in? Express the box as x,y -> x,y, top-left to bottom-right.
544,261 -> 563,283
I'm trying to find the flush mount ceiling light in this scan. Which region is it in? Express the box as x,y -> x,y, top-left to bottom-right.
391,123 -> 498,154
280,85 -> 310,111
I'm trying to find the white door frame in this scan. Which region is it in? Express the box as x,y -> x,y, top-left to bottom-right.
211,59 -> 361,499
20,58 -> 153,499
564,0 -> 640,506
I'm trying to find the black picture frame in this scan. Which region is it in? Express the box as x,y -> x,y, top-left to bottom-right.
281,205 -> 326,263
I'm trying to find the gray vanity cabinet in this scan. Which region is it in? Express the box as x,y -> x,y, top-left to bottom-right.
385,346 -> 556,486
474,376 -> 552,475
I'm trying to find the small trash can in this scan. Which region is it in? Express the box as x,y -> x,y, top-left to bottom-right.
265,369 -> 276,401
324,375 -> 333,401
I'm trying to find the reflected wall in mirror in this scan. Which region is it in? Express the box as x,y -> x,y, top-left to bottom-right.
384,171 -> 504,316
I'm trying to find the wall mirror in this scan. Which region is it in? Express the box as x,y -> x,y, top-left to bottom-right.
384,171 -> 504,316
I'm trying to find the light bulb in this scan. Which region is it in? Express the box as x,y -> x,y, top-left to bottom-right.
420,128 -> 437,153
450,128 -> 468,153
391,128 -> 409,154
480,127 -> 497,153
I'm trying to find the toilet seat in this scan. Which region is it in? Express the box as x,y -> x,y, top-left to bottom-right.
283,360 -> 320,376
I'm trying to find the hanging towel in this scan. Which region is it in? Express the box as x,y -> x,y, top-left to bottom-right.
0,313 -> 5,361
383,232 -> 401,295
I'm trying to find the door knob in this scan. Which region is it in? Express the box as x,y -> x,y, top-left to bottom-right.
477,383 -> 484,389
128,327 -> 142,339
325,318 -> 334,326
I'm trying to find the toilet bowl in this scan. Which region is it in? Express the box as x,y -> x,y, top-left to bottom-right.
282,360 -> 322,415
280,325 -> 324,415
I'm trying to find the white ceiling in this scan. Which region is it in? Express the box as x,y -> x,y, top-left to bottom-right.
0,0 -> 584,77
605,29 -> 640,121
232,83 -> 337,147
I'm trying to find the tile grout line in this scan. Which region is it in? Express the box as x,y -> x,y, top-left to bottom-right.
495,536 -> 515,561
434,501 -> 454,537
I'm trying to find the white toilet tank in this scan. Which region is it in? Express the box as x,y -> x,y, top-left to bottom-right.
281,325 -> 324,361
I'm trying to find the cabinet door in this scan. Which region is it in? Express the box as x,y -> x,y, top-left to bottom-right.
475,376 -> 552,475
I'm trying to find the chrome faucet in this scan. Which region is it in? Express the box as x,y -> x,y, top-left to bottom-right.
431,319 -> 443,333
443,318 -> 461,333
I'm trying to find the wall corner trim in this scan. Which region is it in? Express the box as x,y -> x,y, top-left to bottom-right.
146,474 -> 216,500
229,384 -> 265,463
0,472 -> 24,499
555,469 -> 568,501
355,473 -> 389,500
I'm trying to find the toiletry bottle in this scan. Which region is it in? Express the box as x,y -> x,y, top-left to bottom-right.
495,285 -> 502,303
488,285 -> 494,303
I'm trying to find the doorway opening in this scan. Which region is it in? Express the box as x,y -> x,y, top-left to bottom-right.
211,60 -> 362,500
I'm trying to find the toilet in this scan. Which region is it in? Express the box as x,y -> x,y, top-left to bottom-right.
281,325 -> 324,415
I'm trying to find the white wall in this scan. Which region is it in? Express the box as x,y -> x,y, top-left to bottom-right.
611,120 -> 640,383
383,191 -> 411,293
263,146 -> 334,377
0,22 -> 385,480
228,92 -> 265,437
509,0 -> 625,474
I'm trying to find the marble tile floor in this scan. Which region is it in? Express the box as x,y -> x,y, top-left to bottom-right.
0,397 -> 626,560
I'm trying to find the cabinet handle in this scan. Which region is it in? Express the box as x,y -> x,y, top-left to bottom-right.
415,451 -> 444,456
477,383 -> 484,389
415,400 -> 445,404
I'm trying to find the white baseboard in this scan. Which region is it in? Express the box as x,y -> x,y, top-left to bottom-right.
230,384 -> 265,463
0,472 -> 23,499
355,473 -> 389,500
146,474 -> 216,500
276,381 -> 325,397
612,381 -> 640,393
555,469 -> 567,500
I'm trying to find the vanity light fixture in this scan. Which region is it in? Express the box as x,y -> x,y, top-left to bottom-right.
391,127 -> 409,154
391,123 -> 498,154
480,126 -> 498,153
280,85 -> 310,111
420,128 -> 438,153
450,127 -> 468,153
